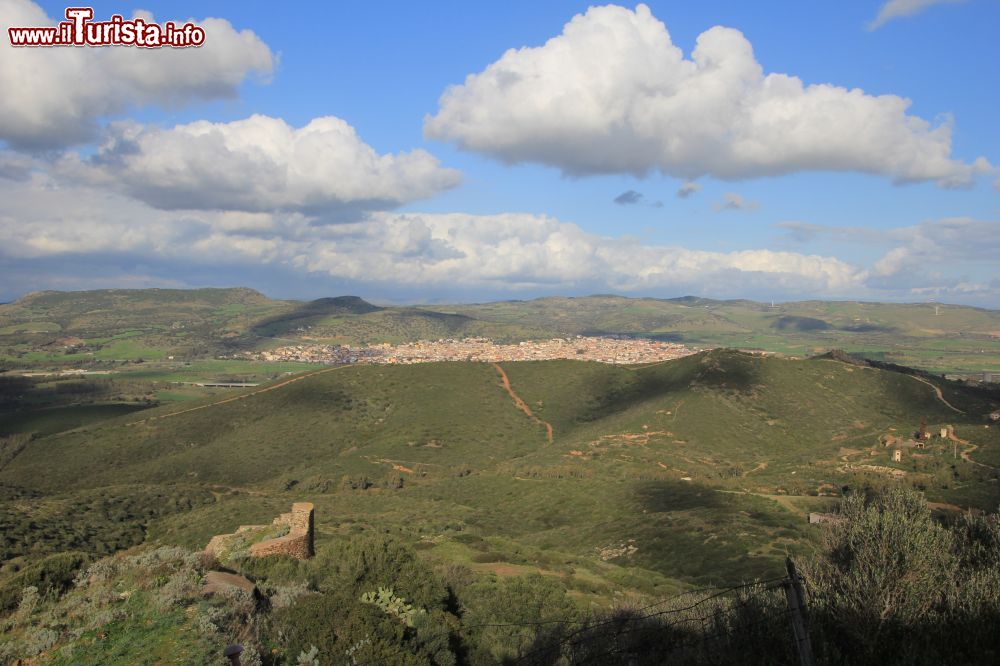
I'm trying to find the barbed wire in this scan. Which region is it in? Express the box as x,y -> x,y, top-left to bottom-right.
460,574 -> 785,633
546,606 -> 795,666
336,574 -> 795,666
511,575 -> 790,664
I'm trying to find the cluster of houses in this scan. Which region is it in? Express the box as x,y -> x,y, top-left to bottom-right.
882,419 -> 952,462
237,336 -> 697,366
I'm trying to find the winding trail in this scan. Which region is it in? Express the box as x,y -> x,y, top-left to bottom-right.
126,364 -> 348,426
492,363 -> 554,443
907,375 -> 965,414
944,426 -> 997,470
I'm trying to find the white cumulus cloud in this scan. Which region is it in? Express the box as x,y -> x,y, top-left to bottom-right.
425,3 -> 988,187
58,115 -> 461,213
0,171 -> 867,297
0,0 -> 275,150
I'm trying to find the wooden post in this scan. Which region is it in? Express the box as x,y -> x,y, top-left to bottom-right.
784,557 -> 815,666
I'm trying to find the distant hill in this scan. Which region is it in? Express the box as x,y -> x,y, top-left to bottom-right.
439,295 -> 1000,373
0,287 -> 292,360
1,288 -> 997,372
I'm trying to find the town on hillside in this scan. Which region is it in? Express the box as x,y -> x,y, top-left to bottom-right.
236,335 -> 698,365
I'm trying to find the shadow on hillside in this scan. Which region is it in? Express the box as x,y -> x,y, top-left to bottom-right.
771,315 -> 830,331
573,352 -> 760,423
840,323 -> 896,333
261,380 -> 356,413
510,599 -> 999,665
250,297 -> 381,336
579,330 -> 686,343
688,353 -> 759,392
634,479 -> 724,512
574,370 -> 689,422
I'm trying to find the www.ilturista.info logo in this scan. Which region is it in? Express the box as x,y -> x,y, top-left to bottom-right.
8,7 -> 205,48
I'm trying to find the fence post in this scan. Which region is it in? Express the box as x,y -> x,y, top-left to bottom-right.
783,557 -> 815,666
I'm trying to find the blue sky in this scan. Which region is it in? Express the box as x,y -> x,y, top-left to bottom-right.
1,0 -> 997,305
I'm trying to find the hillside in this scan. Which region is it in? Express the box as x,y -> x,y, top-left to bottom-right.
438,295 -> 1000,373
1,289 -> 997,375
0,287 -> 294,361
0,351 -> 997,663
2,352 -> 996,580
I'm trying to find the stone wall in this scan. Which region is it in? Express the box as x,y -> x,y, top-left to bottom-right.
249,502 -> 315,560
204,502 -> 315,561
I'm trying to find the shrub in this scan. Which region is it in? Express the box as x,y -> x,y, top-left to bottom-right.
802,487 -> 1000,664
0,550 -> 87,613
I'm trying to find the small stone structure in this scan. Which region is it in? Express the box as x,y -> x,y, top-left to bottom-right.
251,502 -> 315,559
892,449 -> 903,462
205,502 -> 315,561
808,512 -> 843,524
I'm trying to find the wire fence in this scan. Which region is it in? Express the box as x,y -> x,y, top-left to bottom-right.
504,574 -> 797,666
330,567 -> 810,666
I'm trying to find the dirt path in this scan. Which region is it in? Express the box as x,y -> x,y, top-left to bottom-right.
908,375 -> 965,414
945,426 -> 997,470
492,363 -> 554,443
126,364 -> 347,426
823,358 -> 965,415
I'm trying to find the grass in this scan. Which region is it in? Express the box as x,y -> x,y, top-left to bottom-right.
0,404 -> 151,437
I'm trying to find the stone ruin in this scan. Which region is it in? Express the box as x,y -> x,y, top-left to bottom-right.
205,502 -> 315,561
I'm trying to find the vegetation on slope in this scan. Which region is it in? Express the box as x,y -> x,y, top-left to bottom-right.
2,288 -> 997,373
1,489 -> 996,664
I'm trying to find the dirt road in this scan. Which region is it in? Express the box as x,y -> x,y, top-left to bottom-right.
493,363 -> 554,443
908,375 -> 965,414
126,364 -> 347,426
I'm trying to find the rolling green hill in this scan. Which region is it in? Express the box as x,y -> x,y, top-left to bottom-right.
2,289 -> 997,375
438,295 -> 1000,373
0,287 -> 293,362
2,352 -> 996,583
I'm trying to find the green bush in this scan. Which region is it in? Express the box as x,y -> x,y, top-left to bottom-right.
802,487 -> 1000,664
270,590 -> 445,666
0,551 -> 87,613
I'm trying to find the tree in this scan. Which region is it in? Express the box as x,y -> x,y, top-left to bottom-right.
802,487 -> 999,664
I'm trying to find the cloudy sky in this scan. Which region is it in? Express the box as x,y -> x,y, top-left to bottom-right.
1,0 -> 997,306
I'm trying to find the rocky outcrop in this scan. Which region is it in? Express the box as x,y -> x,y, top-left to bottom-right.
201,571 -> 257,597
